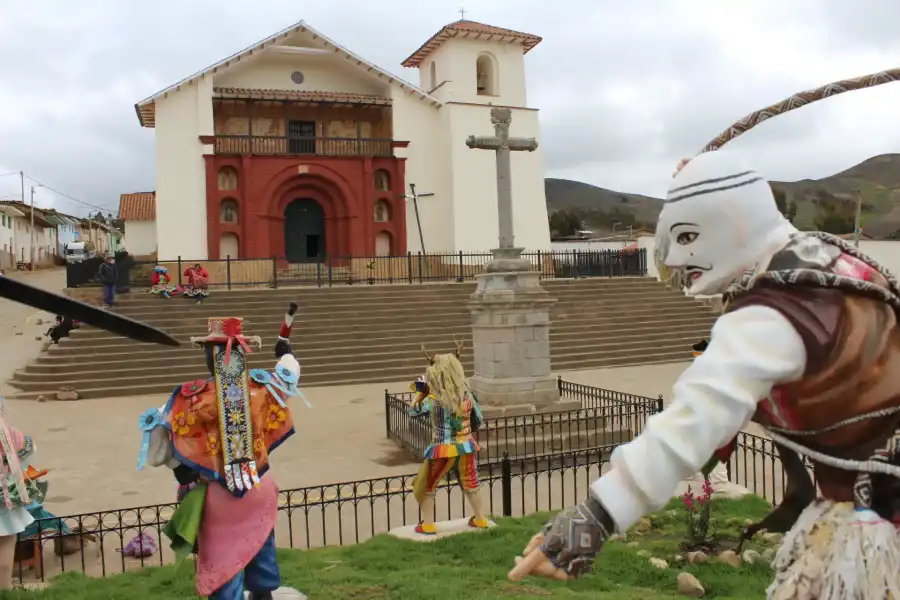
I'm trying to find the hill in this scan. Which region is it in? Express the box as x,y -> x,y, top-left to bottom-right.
546,154 -> 900,239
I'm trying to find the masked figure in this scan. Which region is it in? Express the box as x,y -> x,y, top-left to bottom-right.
0,404 -> 48,590
408,340 -> 489,535
137,303 -> 308,600
511,150 -> 900,600
149,266 -> 181,298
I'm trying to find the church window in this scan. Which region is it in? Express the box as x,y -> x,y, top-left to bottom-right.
429,61 -> 437,90
217,166 -> 238,191
374,200 -> 390,223
374,169 -> 391,191
476,54 -> 497,96
220,198 -> 239,224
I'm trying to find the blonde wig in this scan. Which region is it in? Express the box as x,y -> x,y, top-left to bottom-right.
425,353 -> 468,417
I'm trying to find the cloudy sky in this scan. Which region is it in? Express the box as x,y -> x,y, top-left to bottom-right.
1,0 -> 900,215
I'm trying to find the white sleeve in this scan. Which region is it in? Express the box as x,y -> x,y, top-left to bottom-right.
589,304 -> 807,532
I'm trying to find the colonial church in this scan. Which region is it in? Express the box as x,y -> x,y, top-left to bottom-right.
134,18 -> 552,261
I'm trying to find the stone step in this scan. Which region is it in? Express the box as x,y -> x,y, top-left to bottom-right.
8,346 -> 693,401
103,285 -> 690,315
8,338 -> 697,397
83,291 -> 699,325
56,303 -> 711,341
21,329 -> 708,377
37,317 -> 715,360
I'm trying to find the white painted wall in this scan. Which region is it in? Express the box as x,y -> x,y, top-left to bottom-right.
154,82 -> 209,260
125,221 -> 157,256
446,104 -> 551,251
415,38 -> 528,107
215,52 -> 383,96
390,89 -> 454,253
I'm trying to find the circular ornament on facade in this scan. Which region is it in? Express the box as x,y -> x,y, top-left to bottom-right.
291,71 -> 305,84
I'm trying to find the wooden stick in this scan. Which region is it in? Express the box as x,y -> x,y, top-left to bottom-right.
508,548 -> 547,581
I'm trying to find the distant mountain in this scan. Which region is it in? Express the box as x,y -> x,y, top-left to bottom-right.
545,154 -> 900,239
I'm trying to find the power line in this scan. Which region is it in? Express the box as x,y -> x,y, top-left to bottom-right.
23,175 -> 117,215
0,172 -> 20,179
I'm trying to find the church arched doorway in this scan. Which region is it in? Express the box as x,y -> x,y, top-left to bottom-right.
284,199 -> 325,263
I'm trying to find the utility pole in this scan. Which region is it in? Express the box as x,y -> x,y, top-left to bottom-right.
29,185 -> 35,271
854,188 -> 862,248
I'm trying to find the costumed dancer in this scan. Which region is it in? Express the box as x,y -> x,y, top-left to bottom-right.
137,303 -> 308,599
0,397 -> 50,589
184,264 -> 211,304
408,338 -> 489,535
149,265 -> 181,298
510,149 -> 900,599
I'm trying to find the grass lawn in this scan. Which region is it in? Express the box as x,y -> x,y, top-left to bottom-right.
2,495 -> 779,599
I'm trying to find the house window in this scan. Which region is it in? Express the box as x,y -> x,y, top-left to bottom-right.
374,169 -> 391,192
220,198 -> 239,224
374,201 -> 390,223
476,53 -> 498,96
430,61 -> 437,90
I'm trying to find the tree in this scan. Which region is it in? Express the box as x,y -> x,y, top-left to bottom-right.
549,209 -> 582,237
770,184 -> 797,223
813,190 -> 855,235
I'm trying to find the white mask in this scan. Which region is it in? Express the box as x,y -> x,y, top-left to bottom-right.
655,151 -> 788,296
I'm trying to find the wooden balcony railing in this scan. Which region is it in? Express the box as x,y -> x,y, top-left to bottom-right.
214,135 -> 394,158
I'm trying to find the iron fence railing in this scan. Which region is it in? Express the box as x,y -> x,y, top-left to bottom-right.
385,378 -> 664,464
68,248 -> 648,290
13,430 -> 801,583
723,431 -> 817,506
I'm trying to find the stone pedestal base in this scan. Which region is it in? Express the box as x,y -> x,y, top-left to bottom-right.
469,247 -> 561,412
469,374 -> 561,415
388,518 -> 497,542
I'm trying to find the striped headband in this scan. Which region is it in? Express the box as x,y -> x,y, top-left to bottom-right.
666,169 -> 764,203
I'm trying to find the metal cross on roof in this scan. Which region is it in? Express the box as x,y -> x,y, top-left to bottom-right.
459,7 -> 467,19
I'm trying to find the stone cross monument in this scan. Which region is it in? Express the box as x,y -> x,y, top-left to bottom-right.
465,108 -> 566,416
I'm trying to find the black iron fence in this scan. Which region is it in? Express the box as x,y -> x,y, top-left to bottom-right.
385,377 -> 664,465
66,248 -> 648,290
14,430 -> 800,583
723,431 -> 817,506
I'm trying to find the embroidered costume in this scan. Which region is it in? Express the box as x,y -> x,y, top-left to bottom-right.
512,150 -> 900,599
183,264 -> 210,301
0,402 -> 51,589
138,304 -> 307,600
149,266 -> 181,298
408,340 -> 488,535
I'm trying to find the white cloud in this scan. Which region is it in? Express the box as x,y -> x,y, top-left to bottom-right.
1,0 -> 899,212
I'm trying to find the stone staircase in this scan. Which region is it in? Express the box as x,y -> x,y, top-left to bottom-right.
8,278 -> 717,400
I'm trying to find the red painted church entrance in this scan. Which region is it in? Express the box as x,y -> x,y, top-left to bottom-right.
203,155 -> 407,261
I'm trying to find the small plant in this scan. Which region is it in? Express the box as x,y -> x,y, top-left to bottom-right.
680,478 -> 716,551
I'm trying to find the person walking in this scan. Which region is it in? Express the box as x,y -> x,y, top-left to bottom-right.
97,254 -> 117,308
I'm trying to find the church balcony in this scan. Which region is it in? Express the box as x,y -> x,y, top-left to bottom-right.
212,135 -> 395,158
211,87 -> 396,158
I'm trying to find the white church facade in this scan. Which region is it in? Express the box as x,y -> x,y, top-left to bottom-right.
133,18 -> 552,261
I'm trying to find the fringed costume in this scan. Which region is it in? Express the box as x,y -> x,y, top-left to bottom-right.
510,150 -> 900,599
408,342 -> 488,535
138,305 -> 308,600
149,266 -> 181,298
0,406 -> 50,589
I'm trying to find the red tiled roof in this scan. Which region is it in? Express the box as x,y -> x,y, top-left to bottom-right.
401,20 -> 542,68
213,88 -> 391,105
119,192 -> 156,221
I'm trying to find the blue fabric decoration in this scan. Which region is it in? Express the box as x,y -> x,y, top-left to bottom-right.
137,408 -> 162,471
249,368 -> 310,409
